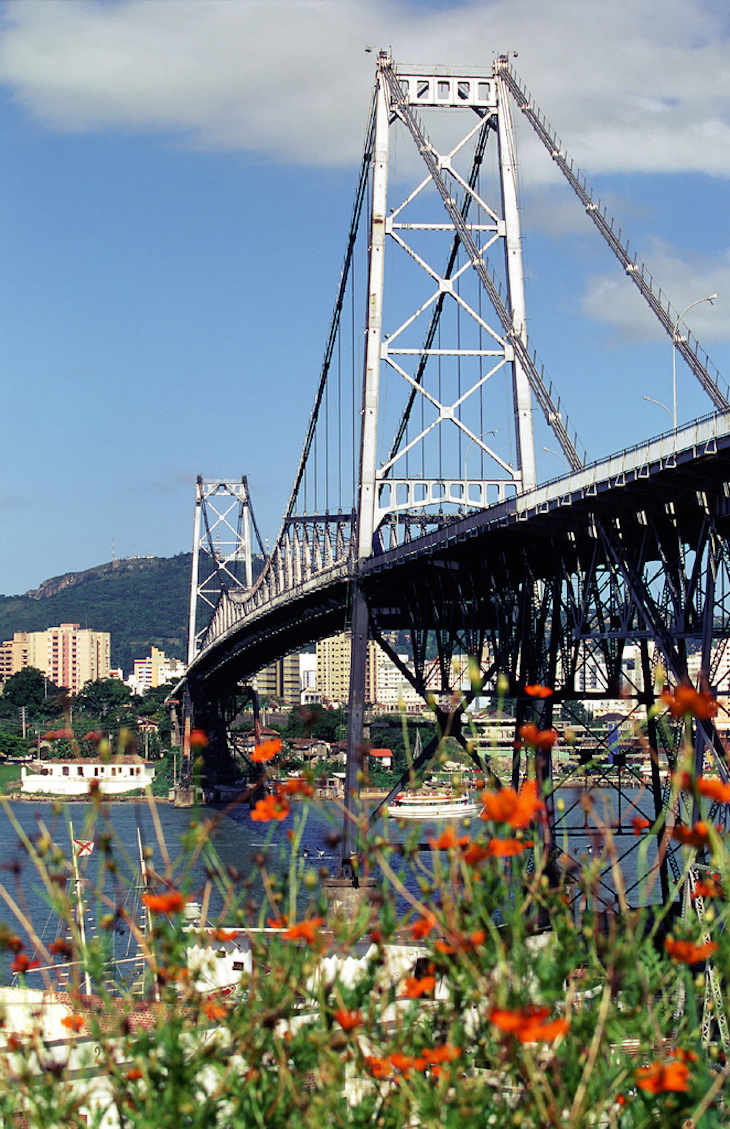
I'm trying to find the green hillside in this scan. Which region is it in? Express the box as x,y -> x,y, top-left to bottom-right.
0,555 -> 193,676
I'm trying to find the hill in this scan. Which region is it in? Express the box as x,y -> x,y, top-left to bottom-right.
0,555 -> 193,676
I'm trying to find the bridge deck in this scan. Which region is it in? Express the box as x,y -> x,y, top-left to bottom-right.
188,412 -> 730,694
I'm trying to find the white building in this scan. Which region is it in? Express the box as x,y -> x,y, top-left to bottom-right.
21,755 -> 155,796
374,651 -> 475,713
127,647 -> 185,695
299,653 -> 317,691
375,652 -> 424,713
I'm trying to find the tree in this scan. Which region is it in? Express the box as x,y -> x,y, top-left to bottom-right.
0,667 -> 63,716
136,681 -> 178,717
0,728 -> 27,757
282,705 -> 346,742
76,677 -> 132,719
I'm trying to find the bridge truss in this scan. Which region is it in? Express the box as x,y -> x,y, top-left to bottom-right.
184,54 -> 730,908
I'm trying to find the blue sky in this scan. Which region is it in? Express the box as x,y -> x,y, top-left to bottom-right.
0,0 -> 728,595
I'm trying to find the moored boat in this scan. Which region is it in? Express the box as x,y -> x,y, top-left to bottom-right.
387,791 -> 479,820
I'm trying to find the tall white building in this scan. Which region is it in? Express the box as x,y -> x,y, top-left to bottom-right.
0,624 -> 110,696
375,651 -> 424,713
128,647 -> 185,695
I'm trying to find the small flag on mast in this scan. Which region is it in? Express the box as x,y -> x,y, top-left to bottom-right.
73,839 -> 94,856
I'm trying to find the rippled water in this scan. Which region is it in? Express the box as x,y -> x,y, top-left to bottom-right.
0,783 -> 670,983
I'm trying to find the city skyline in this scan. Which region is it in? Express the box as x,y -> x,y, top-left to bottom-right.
0,0 -> 728,595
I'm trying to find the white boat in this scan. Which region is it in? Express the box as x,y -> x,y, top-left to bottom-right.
387,791 -> 479,820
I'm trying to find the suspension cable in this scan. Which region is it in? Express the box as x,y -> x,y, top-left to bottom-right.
285,91 -> 377,520
496,55 -> 729,412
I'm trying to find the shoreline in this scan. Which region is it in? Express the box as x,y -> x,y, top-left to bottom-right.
2,791 -> 172,804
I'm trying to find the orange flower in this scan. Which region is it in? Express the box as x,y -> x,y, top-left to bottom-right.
410,914 -> 437,941
211,928 -> 237,942
661,686 -> 718,720
518,724 -> 558,752
428,826 -> 469,851
665,937 -> 717,963
636,1060 -> 690,1093
674,771 -> 730,802
61,1015 -> 84,1032
671,1047 -> 699,1063
423,1044 -> 461,1065
204,1000 -> 228,1021
388,1051 -> 427,1073
632,816 -> 651,835
480,779 -> 545,829
401,974 -> 436,999
490,1005 -> 569,1044
126,1068 -> 143,1081
48,939 -> 74,957
142,890 -> 186,915
10,953 -> 39,974
251,794 -> 290,822
251,738 -> 282,763
282,917 -> 323,944
461,842 -> 492,866
525,684 -> 553,699
486,838 -> 532,857
693,874 -> 723,900
158,965 -> 189,983
280,777 -> 315,797
190,729 -> 209,748
334,1008 -> 362,1031
434,929 -> 485,955
365,1055 -> 392,1079
671,821 -> 712,849
696,776 -> 730,803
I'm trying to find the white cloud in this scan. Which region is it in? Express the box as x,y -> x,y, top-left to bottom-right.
0,0 -> 728,175
582,240 -> 730,343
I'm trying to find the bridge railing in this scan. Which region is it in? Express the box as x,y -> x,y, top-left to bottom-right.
197,514 -> 356,655
533,409 -> 730,495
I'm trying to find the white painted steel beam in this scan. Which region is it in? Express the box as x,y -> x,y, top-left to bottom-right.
355,58 -> 389,562
496,71 -> 536,492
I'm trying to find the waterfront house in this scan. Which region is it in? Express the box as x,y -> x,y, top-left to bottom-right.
21,754 -> 155,796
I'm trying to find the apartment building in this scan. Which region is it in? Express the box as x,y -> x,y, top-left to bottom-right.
128,646 -> 185,695
316,633 -> 377,706
0,624 -> 110,695
257,654 -> 301,704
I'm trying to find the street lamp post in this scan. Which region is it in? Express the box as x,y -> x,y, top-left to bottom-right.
672,294 -> 717,429
542,446 -> 570,472
643,395 -> 674,427
463,431 -> 498,490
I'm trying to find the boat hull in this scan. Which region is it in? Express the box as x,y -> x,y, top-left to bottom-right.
387,795 -> 480,820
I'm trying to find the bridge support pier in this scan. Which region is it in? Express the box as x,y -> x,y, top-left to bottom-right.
172,785 -> 197,808
342,582 -> 370,874
323,874 -> 377,919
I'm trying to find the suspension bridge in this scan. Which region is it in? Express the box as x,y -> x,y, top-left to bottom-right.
177,53 -> 730,897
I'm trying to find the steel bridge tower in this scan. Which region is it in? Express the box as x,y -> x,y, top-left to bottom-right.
344,52 -> 584,861
188,476 -> 262,666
